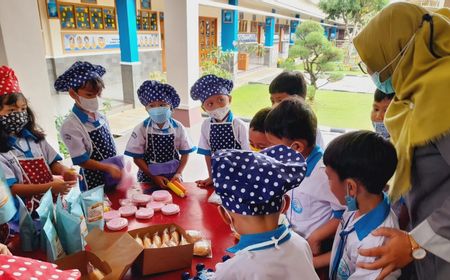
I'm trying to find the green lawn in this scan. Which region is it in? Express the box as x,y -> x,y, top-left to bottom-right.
231,84 -> 373,130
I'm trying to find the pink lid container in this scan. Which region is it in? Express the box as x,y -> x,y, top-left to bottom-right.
106,217 -> 128,231
135,207 -> 154,219
161,204 -> 180,215
152,190 -> 172,202
103,210 -> 121,222
146,201 -> 165,212
131,194 -> 152,205
119,205 -> 137,217
119,198 -> 135,206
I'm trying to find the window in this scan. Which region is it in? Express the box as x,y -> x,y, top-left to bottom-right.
89,7 -> 103,29
137,10 -> 158,31
239,12 -> 244,20
275,23 -> 280,33
250,21 -> 258,33
103,8 -> 116,29
59,4 -> 76,29
58,2 -> 117,30
141,0 -> 151,9
239,20 -> 248,33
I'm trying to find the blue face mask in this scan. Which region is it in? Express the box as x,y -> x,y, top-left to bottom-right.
148,107 -> 171,124
371,74 -> 395,94
345,186 -> 358,211
372,121 -> 390,139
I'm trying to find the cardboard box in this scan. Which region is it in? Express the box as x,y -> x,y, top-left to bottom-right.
128,223 -> 194,276
56,251 -> 112,280
56,228 -> 143,280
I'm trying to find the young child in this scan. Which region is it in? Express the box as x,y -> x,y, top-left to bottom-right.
190,74 -> 249,187
269,72 -> 324,147
212,146 -> 319,280
249,107 -> 271,152
371,89 -> 394,139
0,66 -> 75,218
125,80 -> 196,187
56,61 -> 122,191
264,98 -> 345,268
323,131 -> 400,280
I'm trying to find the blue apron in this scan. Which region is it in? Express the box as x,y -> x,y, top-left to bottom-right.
209,121 -> 241,154
138,122 -> 180,182
81,124 -> 117,191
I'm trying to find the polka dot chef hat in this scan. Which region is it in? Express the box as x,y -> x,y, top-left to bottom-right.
0,66 -> 21,95
190,74 -> 233,103
212,145 -> 307,216
54,61 -> 106,92
137,80 -> 181,108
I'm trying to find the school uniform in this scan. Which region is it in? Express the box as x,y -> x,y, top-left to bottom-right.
125,118 -> 195,182
55,61 -> 118,191
0,129 -> 62,212
191,74 -> 250,156
214,225 -> 319,280
329,194 -> 401,280
198,111 -> 250,156
287,145 -> 345,239
125,80 -> 195,182
211,145 -> 318,279
0,66 -> 61,214
60,106 -> 117,191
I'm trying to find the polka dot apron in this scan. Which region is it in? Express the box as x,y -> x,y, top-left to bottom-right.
209,121 -> 241,154
74,114 -> 117,191
82,124 -> 117,190
138,122 -> 180,182
11,139 -> 53,212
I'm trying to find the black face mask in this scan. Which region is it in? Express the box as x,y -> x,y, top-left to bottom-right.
0,111 -> 29,134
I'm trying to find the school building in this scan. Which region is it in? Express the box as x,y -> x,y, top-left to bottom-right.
0,0 -> 345,148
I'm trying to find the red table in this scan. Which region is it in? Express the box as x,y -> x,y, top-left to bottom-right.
10,183 -> 236,279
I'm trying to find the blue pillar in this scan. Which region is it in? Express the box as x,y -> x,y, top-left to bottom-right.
221,0 -> 239,51
290,14 -> 300,45
265,14 -> 275,47
116,0 -> 139,62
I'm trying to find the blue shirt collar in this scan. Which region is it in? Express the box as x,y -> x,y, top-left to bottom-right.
353,193 -> 391,240
144,117 -> 179,132
226,224 -> 291,254
7,129 -> 37,146
305,145 -> 323,177
72,105 -> 101,127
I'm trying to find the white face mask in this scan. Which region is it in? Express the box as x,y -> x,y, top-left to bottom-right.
207,106 -> 230,121
78,95 -> 100,112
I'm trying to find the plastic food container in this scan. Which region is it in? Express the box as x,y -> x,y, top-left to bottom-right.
119,205 -> 137,217
135,207 -> 154,219
161,204 -> 180,216
106,217 -> 128,231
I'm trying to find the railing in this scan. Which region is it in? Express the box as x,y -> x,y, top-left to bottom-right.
409,0 -> 444,8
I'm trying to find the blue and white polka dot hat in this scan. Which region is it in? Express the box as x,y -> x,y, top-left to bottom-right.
190,74 -> 233,103
212,145 -> 307,216
54,61 -> 105,92
137,80 -> 180,108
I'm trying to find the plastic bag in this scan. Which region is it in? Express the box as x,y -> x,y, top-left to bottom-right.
17,196 -> 39,252
101,155 -> 124,188
80,186 -> 104,231
43,217 -> 66,261
36,189 -> 55,251
56,195 -> 85,254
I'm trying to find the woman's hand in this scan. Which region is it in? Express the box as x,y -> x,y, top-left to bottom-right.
153,176 -> 170,188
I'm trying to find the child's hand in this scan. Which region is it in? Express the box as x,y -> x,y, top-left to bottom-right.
51,177 -> 76,195
195,178 -> 213,188
307,236 -> 321,256
107,164 -> 123,180
171,173 -> 182,182
0,243 -> 12,256
153,176 -> 169,188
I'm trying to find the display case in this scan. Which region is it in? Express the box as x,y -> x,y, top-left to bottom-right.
75,6 -> 90,29
89,7 -> 103,29
59,4 -> 76,29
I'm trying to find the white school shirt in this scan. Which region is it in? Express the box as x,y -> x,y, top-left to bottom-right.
197,111 -> 250,156
124,118 -> 196,158
214,226 -> 319,280
59,105 -> 112,165
0,129 -> 62,187
287,149 -> 345,239
329,195 -> 401,280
